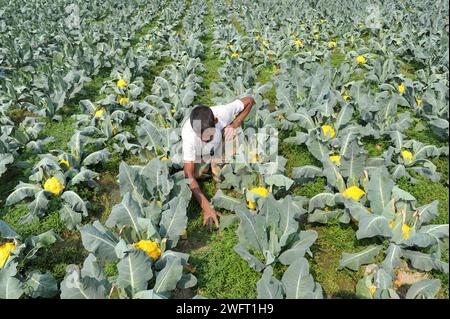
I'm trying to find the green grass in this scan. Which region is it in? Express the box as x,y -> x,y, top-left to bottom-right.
404,118 -> 448,147
104,261 -> 119,277
23,233 -> 87,283
7,109 -> 37,124
399,63 -> 417,80
195,56 -> 223,106
349,70 -> 365,82
40,118 -> 76,153
308,220 -> 366,298
1,204 -> 66,238
184,178 -> 216,241
1,202 -> 86,285
188,225 -> 261,299
398,58 -> 424,80
330,50 -> 346,68
0,155 -> 32,206
142,56 -> 173,97
255,64 -> 277,110
433,157 -> 449,182
279,132 -> 321,177
231,14 -> 244,34
177,177 -> 260,299
361,136 -> 390,157
291,178 -> 327,198
61,67 -> 111,117
193,0 -> 223,106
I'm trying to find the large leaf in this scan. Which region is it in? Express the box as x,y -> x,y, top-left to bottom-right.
340,142 -> 364,182
277,196 -> 303,246
24,271 -> 58,298
392,186 -> 416,202
153,255 -> 183,295
381,244 -> 403,276
106,192 -> 143,234
308,193 -> 335,212
118,161 -> 145,198
134,289 -> 167,299
177,273 -> 197,289
281,257 -> 322,299
159,196 -> 189,248
335,104 -> 354,130
0,153 -> 13,177
61,191 -> 88,215
69,131 -> 86,163
258,195 -> 282,230
416,224 -> 449,239
307,209 -> 340,224
0,221 -> 19,239
235,209 -> 268,253
70,168 -> 99,187
338,245 -> 383,271
24,190 -> 49,222
264,174 -> 294,190
82,149 -> 110,166
80,221 -> 119,261
292,165 -> 323,180
389,131 -> 405,151
356,213 -> 391,239
117,249 -> 153,297
59,204 -> 82,230
234,244 -> 265,272
279,230 -> 318,265
60,265 -> 108,299
403,251 -> 448,273
406,279 -> 441,299
366,169 -> 394,214
211,190 -> 247,213
415,201 -> 439,226
136,118 -> 165,151
81,254 -> 108,282
141,158 -> 173,197
307,139 -> 328,162
257,266 -> 283,299
0,262 -> 23,299
322,162 -> 346,191
25,230 -> 60,259
5,182 -> 40,206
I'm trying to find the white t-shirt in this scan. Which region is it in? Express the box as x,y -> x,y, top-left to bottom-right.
182,99 -> 244,162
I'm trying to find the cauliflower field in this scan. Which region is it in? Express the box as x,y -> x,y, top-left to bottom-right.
0,0 -> 449,299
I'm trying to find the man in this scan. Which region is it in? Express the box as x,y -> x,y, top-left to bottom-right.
182,96 -> 255,229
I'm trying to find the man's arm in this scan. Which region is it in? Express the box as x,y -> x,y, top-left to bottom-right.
223,96 -> 255,141
230,96 -> 255,129
183,161 -> 219,229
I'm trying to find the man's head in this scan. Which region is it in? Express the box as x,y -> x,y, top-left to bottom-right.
190,105 -> 217,142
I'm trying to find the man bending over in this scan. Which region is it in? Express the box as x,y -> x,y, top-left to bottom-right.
182,96 -> 255,229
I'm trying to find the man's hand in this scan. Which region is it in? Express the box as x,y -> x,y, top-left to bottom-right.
240,96 -> 255,108
224,124 -> 237,141
203,206 -> 220,230
185,161 -> 221,230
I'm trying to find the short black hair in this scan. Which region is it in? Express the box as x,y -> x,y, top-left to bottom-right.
190,105 -> 215,135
